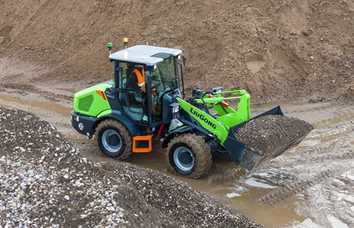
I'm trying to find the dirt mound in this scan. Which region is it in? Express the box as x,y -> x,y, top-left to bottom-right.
0,0 -> 354,102
0,106 -> 260,227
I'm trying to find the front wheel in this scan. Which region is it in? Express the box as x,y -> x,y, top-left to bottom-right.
95,120 -> 131,160
166,134 -> 212,179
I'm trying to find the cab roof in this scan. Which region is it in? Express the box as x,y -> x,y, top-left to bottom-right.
109,45 -> 182,66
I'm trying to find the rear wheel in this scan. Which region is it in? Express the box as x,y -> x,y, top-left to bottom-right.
166,134 -> 212,179
95,120 -> 131,160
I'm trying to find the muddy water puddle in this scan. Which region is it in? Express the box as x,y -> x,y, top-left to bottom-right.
187,178 -> 303,228
228,189 -> 303,227
0,94 -> 70,115
0,92 -> 72,133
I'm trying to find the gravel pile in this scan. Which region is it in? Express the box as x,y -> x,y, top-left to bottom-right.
235,115 -> 313,170
0,106 -> 260,228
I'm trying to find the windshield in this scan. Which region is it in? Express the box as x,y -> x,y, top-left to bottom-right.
152,56 -> 178,93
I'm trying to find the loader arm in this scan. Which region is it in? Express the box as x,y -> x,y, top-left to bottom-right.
176,89 -> 252,144
193,89 -> 251,128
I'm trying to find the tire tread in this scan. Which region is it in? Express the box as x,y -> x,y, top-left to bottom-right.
166,133 -> 212,179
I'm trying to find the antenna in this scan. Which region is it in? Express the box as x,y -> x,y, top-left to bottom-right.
106,42 -> 113,56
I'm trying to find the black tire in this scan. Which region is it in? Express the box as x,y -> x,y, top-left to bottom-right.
166,134 -> 212,179
95,120 -> 131,160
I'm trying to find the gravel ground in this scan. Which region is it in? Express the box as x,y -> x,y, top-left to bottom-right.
0,106 -> 260,228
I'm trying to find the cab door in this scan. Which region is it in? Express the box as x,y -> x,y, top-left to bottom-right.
117,62 -> 148,123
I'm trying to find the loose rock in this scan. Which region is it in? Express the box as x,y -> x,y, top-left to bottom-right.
0,106 -> 260,228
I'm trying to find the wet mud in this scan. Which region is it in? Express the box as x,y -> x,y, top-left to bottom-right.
0,57 -> 353,227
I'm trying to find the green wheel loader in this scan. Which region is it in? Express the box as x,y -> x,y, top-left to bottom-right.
71,41 -> 312,178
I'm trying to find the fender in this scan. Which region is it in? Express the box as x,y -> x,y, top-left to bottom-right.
161,116 -> 211,148
96,110 -> 143,136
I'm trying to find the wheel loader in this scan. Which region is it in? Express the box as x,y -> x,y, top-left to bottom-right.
71,40 -> 312,178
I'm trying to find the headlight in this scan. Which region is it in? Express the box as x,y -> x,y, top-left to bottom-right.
78,122 -> 84,131
171,103 -> 179,114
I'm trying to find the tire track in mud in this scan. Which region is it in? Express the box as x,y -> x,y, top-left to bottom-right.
258,167 -> 344,205
256,119 -> 354,206
211,132 -> 354,198
288,149 -> 354,166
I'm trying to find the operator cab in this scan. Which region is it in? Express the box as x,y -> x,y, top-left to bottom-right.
108,45 -> 185,127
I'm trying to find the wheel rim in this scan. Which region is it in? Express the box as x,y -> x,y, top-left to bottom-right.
102,129 -> 123,153
173,146 -> 195,173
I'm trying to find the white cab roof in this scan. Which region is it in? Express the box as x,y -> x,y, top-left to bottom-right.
109,45 -> 182,66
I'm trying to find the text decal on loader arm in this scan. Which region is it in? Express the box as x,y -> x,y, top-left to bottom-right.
189,107 -> 217,129
177,97 -> 229,144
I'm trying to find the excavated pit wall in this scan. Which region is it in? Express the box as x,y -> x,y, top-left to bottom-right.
1,0 -> 354,102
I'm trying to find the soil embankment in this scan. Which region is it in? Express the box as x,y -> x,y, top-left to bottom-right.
0,0 -> 354,102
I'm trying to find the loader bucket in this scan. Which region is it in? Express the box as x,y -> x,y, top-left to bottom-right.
224,106 -> 313,171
